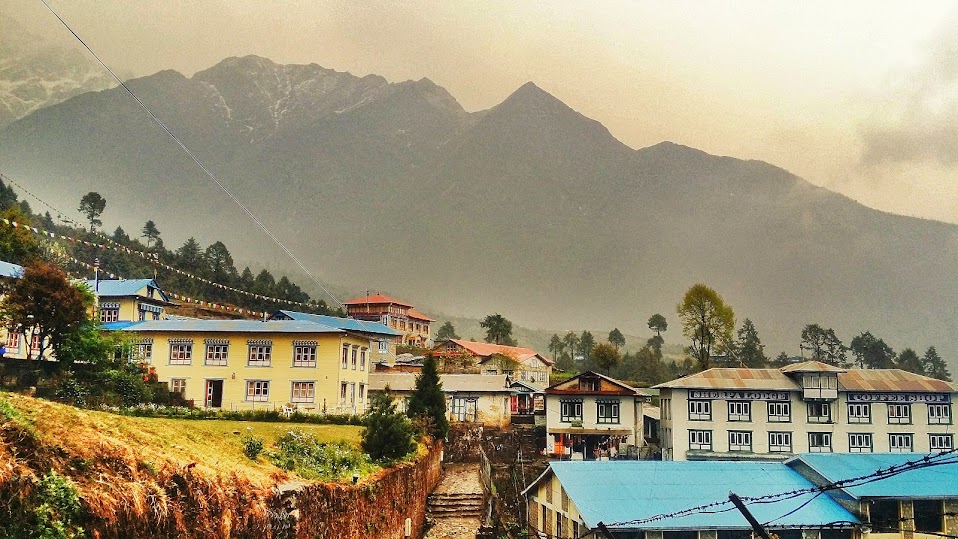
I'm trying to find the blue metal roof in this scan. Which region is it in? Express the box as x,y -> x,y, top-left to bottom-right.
789,453 -> 958,500
101,321 -> 139,331
540,460 -> 858,530
271,310 -> 402,337
82,279 -> 170,302
118,319 -> 344,334
0,261 -> 23,278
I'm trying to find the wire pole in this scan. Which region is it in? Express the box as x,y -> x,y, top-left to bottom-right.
729,492 -> 773,539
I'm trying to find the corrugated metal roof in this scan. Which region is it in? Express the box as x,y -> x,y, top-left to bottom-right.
407,309 -> 434,321
643,405 -> 661,421
343,294 -> 413,307
82,279 -> 171,303
118,319 -> 344,334
439,339 -> 555,366
781,361 -> 847,373
272,310 -> 402,336
789,453 -> 958,499
0,260 -> 23,278
368,373 -> 509,393
537,461 -> 857,530
655,366 -> 957,393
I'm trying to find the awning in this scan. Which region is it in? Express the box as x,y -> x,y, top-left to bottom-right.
550,427 -> 633,436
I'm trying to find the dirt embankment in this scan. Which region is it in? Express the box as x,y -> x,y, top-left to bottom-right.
0,392 -> 442,538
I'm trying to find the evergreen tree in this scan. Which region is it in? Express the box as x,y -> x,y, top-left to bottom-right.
141,220 -> 161,248
361,387 -> 417,462
895,348 -> 924,375
480,313 -> 516,345
648,314 -> 668,338
592,343 -> 620,374
849,331 -> 895,369
436,321 -> 459,340
176,238 -> 204,274
922,347 -> 951,381
407,356 -> 449,439
736,319 -> 768,368
112,226 -> 130,243
78,192 -> 106,231
608,328 -> 625,350
0,179 -> 17,210
579,331 -> 595,361
42,212 -> 55,229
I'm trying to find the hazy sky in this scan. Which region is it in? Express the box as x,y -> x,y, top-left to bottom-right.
8,0 -> 958,223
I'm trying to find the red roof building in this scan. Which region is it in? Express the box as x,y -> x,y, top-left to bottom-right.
344,293 -> 433,346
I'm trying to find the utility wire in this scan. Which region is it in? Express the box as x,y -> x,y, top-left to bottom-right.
38,0 -> 345,312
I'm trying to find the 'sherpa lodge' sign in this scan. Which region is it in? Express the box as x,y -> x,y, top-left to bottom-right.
688,390 -> 790,401
847,392 -> 951,403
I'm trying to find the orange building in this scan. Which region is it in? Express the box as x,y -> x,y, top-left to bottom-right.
343,294 -> 433,347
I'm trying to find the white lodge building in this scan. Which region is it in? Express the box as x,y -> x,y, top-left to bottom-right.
655,361 -> 957,461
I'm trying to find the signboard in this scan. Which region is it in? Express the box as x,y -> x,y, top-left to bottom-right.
847,393 -> 950,403
688,390 -> 790,401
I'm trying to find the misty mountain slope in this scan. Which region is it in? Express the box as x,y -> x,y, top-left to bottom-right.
1,57 -> 957,370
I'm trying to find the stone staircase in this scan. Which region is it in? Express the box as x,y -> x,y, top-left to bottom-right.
427,491 -> 485,520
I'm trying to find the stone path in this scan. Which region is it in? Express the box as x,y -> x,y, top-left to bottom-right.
423,463 -> 485,539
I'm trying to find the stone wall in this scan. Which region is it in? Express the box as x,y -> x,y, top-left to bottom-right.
274,441 -> 444,539
445,424 -> 484,462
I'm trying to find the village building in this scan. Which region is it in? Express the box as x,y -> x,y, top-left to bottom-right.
523,460 -> 859,539
269,309 -> 402,361
787,452 -> 958,538
509,379 -> 546,423
342,293 -> 433,347
433,338 -> 553,384
545,371 -> 652,460
118,318 -> 396,414
85,278 -> 175,324
655,361 -> 958,461
368,372 -> 512,427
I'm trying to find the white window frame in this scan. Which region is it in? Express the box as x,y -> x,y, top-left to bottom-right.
847,403 -> 871,424
340,382 -> 348,403
768,431 -> 792,453
293,345 -> 317,367
560,400 -> 583,422
807,402 -> 831,423
689,430 -> 712,450
170,378 -> 186,394
135,343 -> 153,364
849,433 -> 872,453
341,345 -> 349,368
246,380 -> 270,402
247,344 -> 272,367
689,400 -> 711,421
360,347 -> 367,371
929,434 -> 953,451
728,401 -> 751,422
809,432 -> 832,452
767,401 -> 791,423
169,343 -> 193,365
729,431 -> 752,452
928,404 -> 951,425
889,433 -> 913,452
378,339 -> 389,353
100,308 -> 120,323
205,344 -> 229,366
888,403 -> 911,425
291,381 -> 315,403
5,332 -> 20,348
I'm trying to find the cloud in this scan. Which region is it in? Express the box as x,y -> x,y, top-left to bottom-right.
860,13 -> 958,166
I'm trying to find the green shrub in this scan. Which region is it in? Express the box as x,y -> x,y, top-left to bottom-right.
268,429 -> 375,481
0,471 -> 86,539
242,434 -> 264,460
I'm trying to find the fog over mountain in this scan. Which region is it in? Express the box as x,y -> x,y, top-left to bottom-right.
1,56 -> 956,370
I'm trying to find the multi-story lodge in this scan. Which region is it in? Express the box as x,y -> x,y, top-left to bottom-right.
433,339 -> 554,384
84,278 -> 175,323
656,361 -> 957,461
342,294 -> 433,347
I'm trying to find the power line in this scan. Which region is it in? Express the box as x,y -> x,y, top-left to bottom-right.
37,0 -> 345,312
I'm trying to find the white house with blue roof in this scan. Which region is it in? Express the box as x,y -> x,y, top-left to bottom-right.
82,278 -> 175,324
523,460 -> 859,539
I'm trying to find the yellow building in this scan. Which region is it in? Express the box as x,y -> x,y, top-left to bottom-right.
83,278 -> 174,323
119,318 -> 392,414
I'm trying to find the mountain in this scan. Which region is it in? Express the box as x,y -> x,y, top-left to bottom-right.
1,55 -> 957,372
0,16 -> 116,128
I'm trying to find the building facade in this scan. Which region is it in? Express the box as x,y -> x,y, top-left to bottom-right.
368,372 -> 512,427
434,339 -> 553,384
84,278 -> 174,323
545,371 -> 651,460
342,294 -> 433,346
120,319 -> 378,414
656,361 -> 957,461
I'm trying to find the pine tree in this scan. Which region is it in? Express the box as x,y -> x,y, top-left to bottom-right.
361,387 -> 416,462
407,356 -> 449,439
922,347 -> 951,381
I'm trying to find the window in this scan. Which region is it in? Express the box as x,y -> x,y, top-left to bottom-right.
929,434 -> 953,451
689,400 -> 711,421
100,308 -> 119,323
767,401 -> 790,422
205,343 -> 229,366
293,345 -> 317,367
135,342 -> 153,364
809,432 -> 832,452
728,401 -> 751,422
803,374 -> 838,389
928,404 -> 951,425
351,346 -> 358,370
5,332 -> 19,348
342,345 -> 349,368
360,348 -> 367,371
170,378 -> 186,394
560,400 -> 582,422
248,343 -> 271,366
30,334 -> 41,352
661,398 -> 671,420
596,400 -> 620,424
914,500 -> 944,533
870,500 -> 900,531
689,430 -> 712,450
847,403 -> 871,424
291,381 -> 315,403
578,378 -> 600,391
807,402 -> 831,423
849,433 -> 872,453
768,432 -> 792,453
887,403 -> 911,424
359,384 -> 366,402
889,433 -> 913,452
729,431 -> 752,451
378,339 -> 388,353
169,343 -> 193,365
350,382 -> 356,403
340,382 -> 348,403
246,380 -> 270,402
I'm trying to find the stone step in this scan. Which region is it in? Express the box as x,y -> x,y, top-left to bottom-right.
428,502 -> 485,512
428,511 -> 485,520
429,493 -> 485,502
